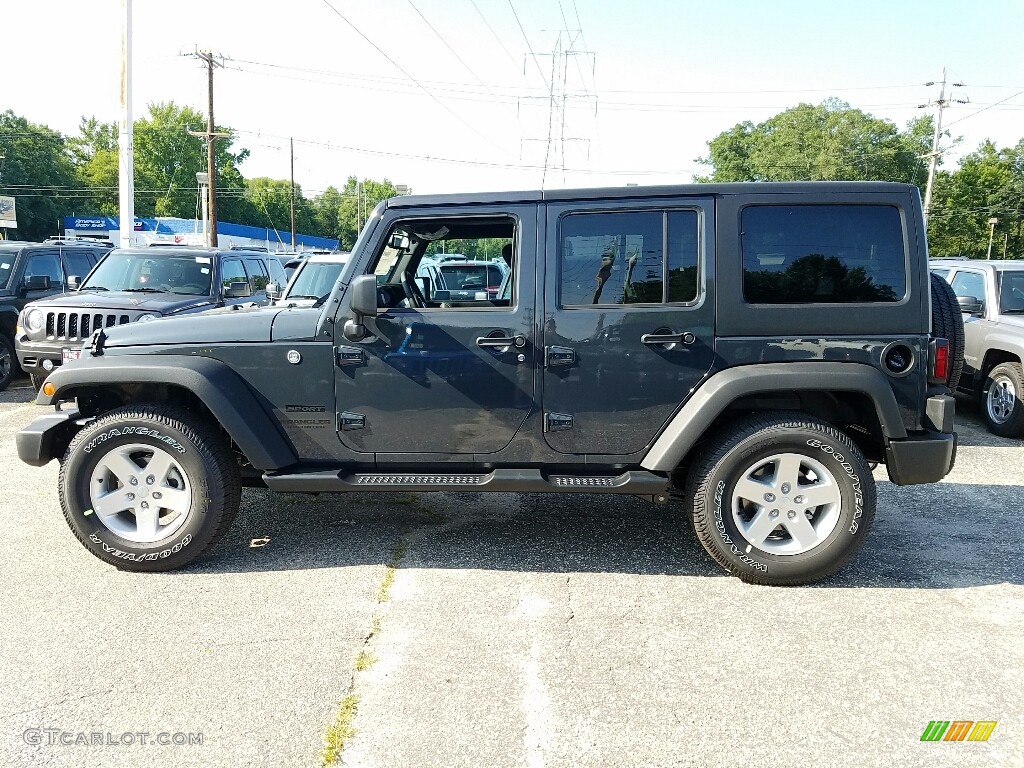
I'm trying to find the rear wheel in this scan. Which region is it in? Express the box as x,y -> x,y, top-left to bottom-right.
59,404 -> 241,571
982,362 -> 1024,437
686,411 -> 875,586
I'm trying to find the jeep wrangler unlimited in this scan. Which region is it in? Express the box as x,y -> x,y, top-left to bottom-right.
16,182 -> 961,585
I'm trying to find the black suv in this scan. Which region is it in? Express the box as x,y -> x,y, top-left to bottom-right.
15,246 -> 288,386
16,183 -> 961,585
0,239 -> 112,390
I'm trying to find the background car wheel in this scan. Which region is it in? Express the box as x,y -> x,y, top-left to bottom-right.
930,272 -> 965,392
685,411 -> 876,586
982,362 -> 1024,438
58,404 -> 241,571
0,334 -> 16,392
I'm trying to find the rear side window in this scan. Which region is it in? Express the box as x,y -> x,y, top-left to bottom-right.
559,209 -> 699,306
741,205 -> 906,303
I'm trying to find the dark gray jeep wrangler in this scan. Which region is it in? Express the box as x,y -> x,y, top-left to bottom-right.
16,182 -> 961,585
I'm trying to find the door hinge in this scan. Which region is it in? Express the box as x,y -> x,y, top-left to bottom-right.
545,345 -> 576,367
338,411 -> 365,430
545,412 -> 574,432
336,345 -> 364,366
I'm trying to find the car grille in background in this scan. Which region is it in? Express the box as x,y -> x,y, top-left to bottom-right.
46,312 -> 131,341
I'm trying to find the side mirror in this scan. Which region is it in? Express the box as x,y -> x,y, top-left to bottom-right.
344,274 -> 379,341
67,275 -> 81,291
266,282 -> 282,301
349,274 -> 379,317
956,295 -> 984,315
224,280 -> 252,299
25,275 -> 51,292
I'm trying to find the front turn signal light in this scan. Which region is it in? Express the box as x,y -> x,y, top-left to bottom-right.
42,382 -> 57,398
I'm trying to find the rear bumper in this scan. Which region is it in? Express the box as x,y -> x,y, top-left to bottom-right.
16,409 -> 82,467
884,394 -> 957,485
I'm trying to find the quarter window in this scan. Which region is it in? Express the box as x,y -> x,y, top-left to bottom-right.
741,205 -> 906,304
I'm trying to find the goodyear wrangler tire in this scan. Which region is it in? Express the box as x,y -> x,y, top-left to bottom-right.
686,411 -> 875,586
58,405 -> 241,572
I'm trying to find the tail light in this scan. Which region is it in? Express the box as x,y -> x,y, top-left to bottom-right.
929,338 -> 949,384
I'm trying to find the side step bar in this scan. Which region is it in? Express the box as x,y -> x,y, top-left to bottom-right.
263,468 -> 670,495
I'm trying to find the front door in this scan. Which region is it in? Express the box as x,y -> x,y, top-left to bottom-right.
335,205 -> 537,456
542,198 -> 716,455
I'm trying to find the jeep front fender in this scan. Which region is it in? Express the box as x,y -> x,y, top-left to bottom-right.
641,362 -> 908,471
36,355 -> 298,470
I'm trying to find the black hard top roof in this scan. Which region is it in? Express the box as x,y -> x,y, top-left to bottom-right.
385,181 -> 918,209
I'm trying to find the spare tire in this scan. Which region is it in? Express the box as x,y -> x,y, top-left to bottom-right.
930,272 -> 965,392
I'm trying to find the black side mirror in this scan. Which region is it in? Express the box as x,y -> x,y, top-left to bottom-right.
25,275 -> 51,292
67,275 -> 81,291
956,295 -> 984,315
266,282 -> 282,301
344,274 -> 379,341
224,281 -> 252,299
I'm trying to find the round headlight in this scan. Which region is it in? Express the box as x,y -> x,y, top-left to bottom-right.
26,308 -> 44,333
136,313 -> 160,323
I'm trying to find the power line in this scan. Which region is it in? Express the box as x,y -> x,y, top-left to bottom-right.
508,0 -> 550,87
467,0 -> 522,75
318,0 -> 509,156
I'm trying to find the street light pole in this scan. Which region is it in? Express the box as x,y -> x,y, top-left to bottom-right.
987,217 -> 999,259
118,0 -> 135,249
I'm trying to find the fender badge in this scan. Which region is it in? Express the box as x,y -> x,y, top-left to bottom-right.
287,350 -> 302,365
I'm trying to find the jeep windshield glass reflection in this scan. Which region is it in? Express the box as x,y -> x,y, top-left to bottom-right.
81,252 -> 214,295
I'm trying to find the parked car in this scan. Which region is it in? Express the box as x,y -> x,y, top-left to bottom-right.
415,259 -> 506,301
0,239 -> 112,390
18,182 -> 961,585
16,246 -> 287,388
932,258 -> 1024,436
270,253 -> 350,307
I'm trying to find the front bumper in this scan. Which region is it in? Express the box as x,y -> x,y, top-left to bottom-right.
15,338 -> 70,374
16,409 -> 83,466
884,394 -> 957,485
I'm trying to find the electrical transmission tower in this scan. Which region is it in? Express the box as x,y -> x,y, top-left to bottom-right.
521,28 -> 596,188
920,67 -> 968,221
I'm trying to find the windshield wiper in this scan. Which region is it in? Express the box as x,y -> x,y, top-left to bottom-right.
81,286 -> 109,291
312,292 -> 333,309
287,294 -> 320,301
121,287 -> 164,293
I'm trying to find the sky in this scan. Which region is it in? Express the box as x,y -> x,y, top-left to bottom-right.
4,0 -> 1024,202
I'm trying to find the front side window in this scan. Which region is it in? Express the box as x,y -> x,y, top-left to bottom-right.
998,271 -> 1024,314
741,205 -> 906,304
559,209 -> 699,306
62,251 -> 97,283
244,258 -> 269,291
221,259 -> 247,288
950,271 -> 985,302
25,252 -> 63,288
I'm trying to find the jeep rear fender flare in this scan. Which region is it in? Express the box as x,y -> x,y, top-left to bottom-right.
641,362 -> 908,471
37,355 -> 298,470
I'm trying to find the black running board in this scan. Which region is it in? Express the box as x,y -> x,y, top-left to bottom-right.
263,467 -> 670,496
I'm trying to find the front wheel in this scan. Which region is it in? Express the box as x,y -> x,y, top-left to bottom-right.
58,405 -> 241,571
0,334 -> 15,392
686,411 -> 875,586
982,362 -> 1024,437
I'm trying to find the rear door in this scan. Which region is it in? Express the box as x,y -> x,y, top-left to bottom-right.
542,197 -> 716,455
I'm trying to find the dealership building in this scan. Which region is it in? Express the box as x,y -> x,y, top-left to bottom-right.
62,216 -> 339,252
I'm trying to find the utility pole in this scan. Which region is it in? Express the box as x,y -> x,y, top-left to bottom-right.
920,68 -> 967,222
118,0 -> 134,249
289,137 -> 296,251
185,49 -> 228,247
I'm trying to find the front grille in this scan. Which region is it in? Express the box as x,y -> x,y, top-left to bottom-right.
46,311 -> 131,341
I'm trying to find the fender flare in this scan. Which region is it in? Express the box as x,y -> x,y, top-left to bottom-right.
641,362 -> 908,471
38,355 -> 298,470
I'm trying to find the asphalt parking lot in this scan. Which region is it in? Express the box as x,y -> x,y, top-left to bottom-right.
1,374 -> 1022,768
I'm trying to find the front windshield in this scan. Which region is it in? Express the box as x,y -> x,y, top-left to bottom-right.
82,251 -> 214,295
285,261 -> 346,300
998,271 -> 1024,314
0,249 -> 16,290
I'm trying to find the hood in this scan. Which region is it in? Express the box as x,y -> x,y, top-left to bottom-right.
27,290 -> 214,315
995,313 -> 1024,330
102,306 -> 283,347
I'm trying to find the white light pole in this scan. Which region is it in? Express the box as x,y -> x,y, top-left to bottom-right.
118,0 -> 135,249
196,172 -> 210,246
987,217 -> 999,259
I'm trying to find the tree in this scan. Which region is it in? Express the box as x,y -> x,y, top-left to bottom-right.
0,110 -> 78,240
696,99 -> 932,185
927,139 -> 1024,259
334,177 -> 399,250
240,177 -> 316,245
70,117 -> 119,215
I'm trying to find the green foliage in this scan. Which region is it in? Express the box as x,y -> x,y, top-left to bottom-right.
927,139 -> 1024,259
696,99 -> 932,185
0,110 -> 78,240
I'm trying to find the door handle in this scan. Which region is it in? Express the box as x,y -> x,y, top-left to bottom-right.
476,334 -> 527,349
640,331 -> 696,346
